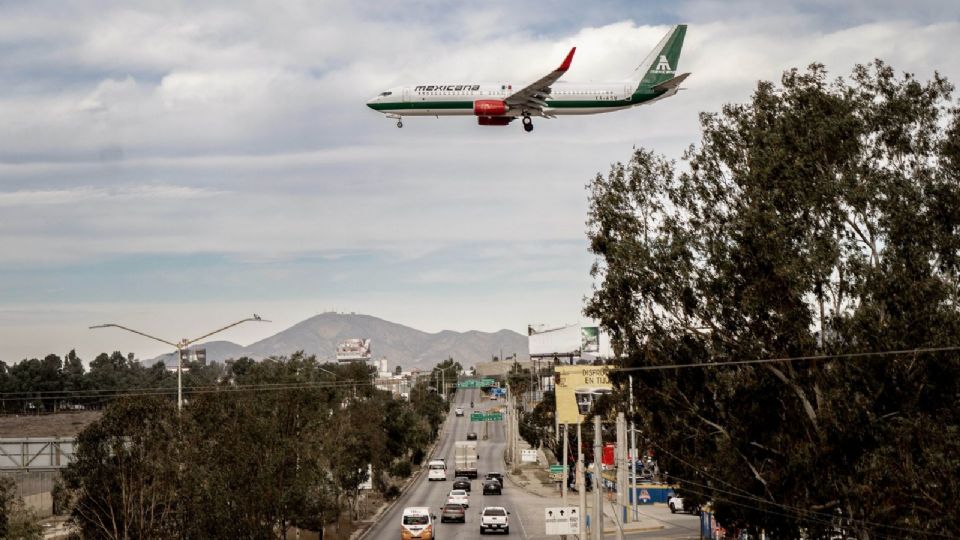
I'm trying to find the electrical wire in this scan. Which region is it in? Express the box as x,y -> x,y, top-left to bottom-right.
611,345 -> 960,372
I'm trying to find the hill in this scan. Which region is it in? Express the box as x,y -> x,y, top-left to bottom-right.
154,312 -> 528,370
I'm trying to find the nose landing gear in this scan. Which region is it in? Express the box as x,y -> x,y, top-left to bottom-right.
522,114 -> 533,133
397,119 -> 403,128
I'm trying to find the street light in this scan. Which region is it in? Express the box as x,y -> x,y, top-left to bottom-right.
90,314 -> 270,412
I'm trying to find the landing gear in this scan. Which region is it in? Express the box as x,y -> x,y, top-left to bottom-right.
397,119 -> 403,128
522,114 -> 533,133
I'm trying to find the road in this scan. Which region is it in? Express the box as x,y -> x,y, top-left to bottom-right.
363,388 -> 701,540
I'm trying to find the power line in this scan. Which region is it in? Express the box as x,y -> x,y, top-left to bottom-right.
611,345 -> 960,372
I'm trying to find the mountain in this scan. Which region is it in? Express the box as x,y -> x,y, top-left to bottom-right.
152,312 -> 528,370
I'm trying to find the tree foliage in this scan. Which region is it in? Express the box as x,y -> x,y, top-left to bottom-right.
0,476 -> 42,540
60,354 -> 445,538
586,61 -> 960,538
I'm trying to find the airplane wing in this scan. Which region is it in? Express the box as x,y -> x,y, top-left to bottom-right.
651,72 -> 690,92
505,47 -> 576,116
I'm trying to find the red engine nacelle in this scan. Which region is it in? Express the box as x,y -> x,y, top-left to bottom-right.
474,100 -> 508,116
478,116 -> 513,126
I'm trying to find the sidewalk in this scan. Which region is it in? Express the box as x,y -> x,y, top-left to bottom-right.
505,442 -> 665,536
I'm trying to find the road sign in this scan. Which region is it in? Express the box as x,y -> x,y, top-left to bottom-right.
548,464 -> 568,480
545,507 -> 580,535
521,449 -> 538,463
471,412 -> 503,422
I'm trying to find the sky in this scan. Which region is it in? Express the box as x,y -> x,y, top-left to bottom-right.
2,0 -> 959,363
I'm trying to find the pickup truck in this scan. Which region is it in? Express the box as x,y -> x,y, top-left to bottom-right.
479,506 -> 510,534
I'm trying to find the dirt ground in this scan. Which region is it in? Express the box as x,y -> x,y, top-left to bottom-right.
0,410 -> 102,437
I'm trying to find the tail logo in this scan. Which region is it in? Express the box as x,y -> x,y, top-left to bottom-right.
654,54 -> 674,73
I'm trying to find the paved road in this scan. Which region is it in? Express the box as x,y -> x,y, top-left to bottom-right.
364,388 -> 701,540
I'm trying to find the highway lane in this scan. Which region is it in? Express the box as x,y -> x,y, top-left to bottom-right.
364,388 -> 700,540
367,387 -> 511,540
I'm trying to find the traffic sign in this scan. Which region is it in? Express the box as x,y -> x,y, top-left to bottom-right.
545,507 -> 580,535
521,449 -> 538,463
470,412 -> 503,422
548,464 -> 568,480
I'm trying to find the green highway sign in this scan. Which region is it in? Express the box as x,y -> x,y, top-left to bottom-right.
470,412 -> 503,422
458,378 -> 497,389
549,464 -> 568,474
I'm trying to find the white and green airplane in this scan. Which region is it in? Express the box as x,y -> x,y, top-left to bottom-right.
366,25 -> 687,132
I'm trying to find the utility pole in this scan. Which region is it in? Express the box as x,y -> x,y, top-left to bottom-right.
629,375 -> 638,522
616,412 -> 627,539
578,422 -> 586,539
562,423 -> 568,505
593,415 -> 603,540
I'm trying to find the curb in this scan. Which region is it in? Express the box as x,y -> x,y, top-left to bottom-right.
352,409 -> 454,540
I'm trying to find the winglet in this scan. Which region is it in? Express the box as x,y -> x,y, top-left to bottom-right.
558,47 -> 576,72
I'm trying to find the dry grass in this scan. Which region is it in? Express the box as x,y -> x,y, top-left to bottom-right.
0,411 -> 102,438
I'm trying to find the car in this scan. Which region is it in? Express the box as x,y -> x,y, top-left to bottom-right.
482,480 -> 501,495
668,496 -> 701,515
479,506 -> 510,534
455,407 -> 464,417
466,432 -> 478,441
484,472 -> 504,488
401,507 -> 437,540
447,489 -> 470,508
428,459 -> 447,481
440,503 -> 466,523
452,476 -> 472,491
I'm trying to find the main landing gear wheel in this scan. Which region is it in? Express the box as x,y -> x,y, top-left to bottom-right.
522,115 -> 533,133
396,119 -> 403,128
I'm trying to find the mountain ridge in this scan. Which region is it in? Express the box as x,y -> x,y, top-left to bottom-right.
153,312 -> 528,370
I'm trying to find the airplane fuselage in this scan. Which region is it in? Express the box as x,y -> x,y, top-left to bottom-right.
367,81 -> 675,118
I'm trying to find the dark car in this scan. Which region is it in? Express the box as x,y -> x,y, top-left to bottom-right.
482,480 -> 502,495
484,472 -> 504,488
466,432 -> 478,441
453,476 -> 472,491
440,503 -> 467,523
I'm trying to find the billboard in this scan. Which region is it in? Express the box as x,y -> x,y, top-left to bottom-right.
554,365 -> 612,424
581,327 -> 599,354
528,324 -> 582,357
336,338 -> 372,362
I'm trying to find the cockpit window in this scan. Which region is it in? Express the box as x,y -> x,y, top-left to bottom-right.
379,91 -> 392,96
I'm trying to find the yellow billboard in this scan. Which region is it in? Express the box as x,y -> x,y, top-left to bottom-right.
554,365 -> 612,424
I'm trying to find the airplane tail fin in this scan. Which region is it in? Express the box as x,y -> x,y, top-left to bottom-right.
630,24 -> 687,91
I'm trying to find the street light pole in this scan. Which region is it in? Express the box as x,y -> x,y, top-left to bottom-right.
90,314 -> 269,412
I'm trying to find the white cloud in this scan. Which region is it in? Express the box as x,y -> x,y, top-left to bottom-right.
1,1 -> 959,361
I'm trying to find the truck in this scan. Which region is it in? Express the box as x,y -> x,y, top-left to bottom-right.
454,440 -> 479,478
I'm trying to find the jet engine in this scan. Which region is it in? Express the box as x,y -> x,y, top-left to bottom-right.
474,100 -> 508,116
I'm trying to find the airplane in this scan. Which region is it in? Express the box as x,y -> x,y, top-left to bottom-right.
366,24 -> 688,133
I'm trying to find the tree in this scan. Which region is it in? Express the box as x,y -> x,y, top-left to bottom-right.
61,396 -> 180,539
586,61 -> 960,538
0,476 -> 42,540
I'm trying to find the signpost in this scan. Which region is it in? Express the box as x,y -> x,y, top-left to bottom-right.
548,464 -> 568,481
545,507 -> 580,535
521,449 -> 538,463
471,412 -> 503,422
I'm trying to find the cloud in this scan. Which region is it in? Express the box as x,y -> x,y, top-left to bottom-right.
1,1 -> 959,361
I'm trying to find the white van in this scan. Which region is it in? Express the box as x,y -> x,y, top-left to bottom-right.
427,459 -> 447,481
401,507 -> 436,540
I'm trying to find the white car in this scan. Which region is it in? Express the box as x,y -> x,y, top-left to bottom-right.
479,506 -> 510,534
447,489 -> 469,508
668,496 -> 700,514
428,460 -> 447,481
455,407 -> 464,417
